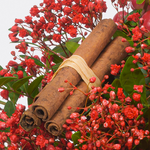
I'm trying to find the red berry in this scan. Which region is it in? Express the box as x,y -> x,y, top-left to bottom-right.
134,139 -> 140,145
46,145 -> 55,150
58,87 -> 65,92
17,70 -> 24,79
121,38 -> 127,42
65,131 -> 72,139
67,106 -> 72,110
132,93 -> 141,101
113,144 -> 121,150
11,51 -> 16,56
67,142 -> 73,149
89,77 -> 96,83
0,90 -> 9,100
96,140 -> 101,147
130,68 -> 134,72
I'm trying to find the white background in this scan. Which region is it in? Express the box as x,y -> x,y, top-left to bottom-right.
0,0 -> 128,107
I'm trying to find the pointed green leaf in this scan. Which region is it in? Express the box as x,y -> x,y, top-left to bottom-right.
4,101 -> 15,117
27,75 -> 44,95
28,88 -> 39,105
68,37 -> 81,43
52,62 -> 61,72
71,131 -> 81,145
65,41 -> 80,53
20,55 -> 45,67
12,76 -> 32,91
53,55 -> 63,63
52,45 -> 70,57
0,77 -> 17,87
111,79 -> 122,93
9,91 -> 20,104
136,0 -> 145,4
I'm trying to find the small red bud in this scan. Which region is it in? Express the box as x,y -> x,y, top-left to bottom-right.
67,106 -> 72,110
58,87 -> 65,92
89,77 -> 96,83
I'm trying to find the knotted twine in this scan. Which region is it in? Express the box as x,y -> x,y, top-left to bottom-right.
52,55 -> 101,90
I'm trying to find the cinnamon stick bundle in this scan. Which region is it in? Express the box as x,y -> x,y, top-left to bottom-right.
44,36 -> 129,136
19,107 -> 41,132
30,19 -> 117,121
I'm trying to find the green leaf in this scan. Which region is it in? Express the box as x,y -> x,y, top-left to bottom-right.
0,66 -> 3,71
28,88 -> 39,105
4,101 -> 15,117
111,79 -> 122,93
0,77 -> 17,87
52,62 -> 61,72
65,41 -> 80,53
12,76 -> 32,91
52,55 -> 63,63
68,37 -> 81,43
120,56 -> 147,104
27,75 -> 43,96
71,131 -> 81,145
9,91 -> 20,104
20,55 -> 45,67
136,0 -> 145,4
113,30 -> 134,46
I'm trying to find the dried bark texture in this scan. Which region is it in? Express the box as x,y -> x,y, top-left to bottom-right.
44,36 -> 129,136
19,107 -> 41,132
30,19 -> 117,121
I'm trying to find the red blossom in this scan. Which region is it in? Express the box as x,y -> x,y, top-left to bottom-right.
123,105 -> 139,119
127,13 -> 140,22
52,34 -> 61,42
63,6 -> 71,15
132,26 -> 142,41
36,135 -> 48,148
141,53 -> 150,65
15,19 -> 23,23
8,60 -> 18,69
111,64 -> 121,76
30,5 -> 40,16
19,28 -> 28,38
133,85 -> 143,93
25,59 -> 35,68
0,69 -> 8,76
10,25 -> 19,32
90,110 -> 98,120
132,93 -> 141,102
117,88 -> 125,101
24,16 -> 32,24
66,25 -> 77,37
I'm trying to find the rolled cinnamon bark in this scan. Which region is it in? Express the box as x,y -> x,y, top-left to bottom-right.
31,19 -> 117,121
20,107 -> 41,132
44,36 -> 129,136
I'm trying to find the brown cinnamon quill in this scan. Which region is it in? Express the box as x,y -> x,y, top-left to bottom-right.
19,107 -> 41,132
30,19 -> 117,121
44,36 -> 129,136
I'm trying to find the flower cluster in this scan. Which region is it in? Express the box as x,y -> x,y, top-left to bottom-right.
63,81 -> 149,150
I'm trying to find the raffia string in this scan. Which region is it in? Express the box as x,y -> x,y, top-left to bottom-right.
52,55 -> 101,90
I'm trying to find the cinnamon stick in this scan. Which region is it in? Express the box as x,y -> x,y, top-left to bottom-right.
30,19 -> 117,121
44,36 -> 129,136
19,107 -> 41,132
